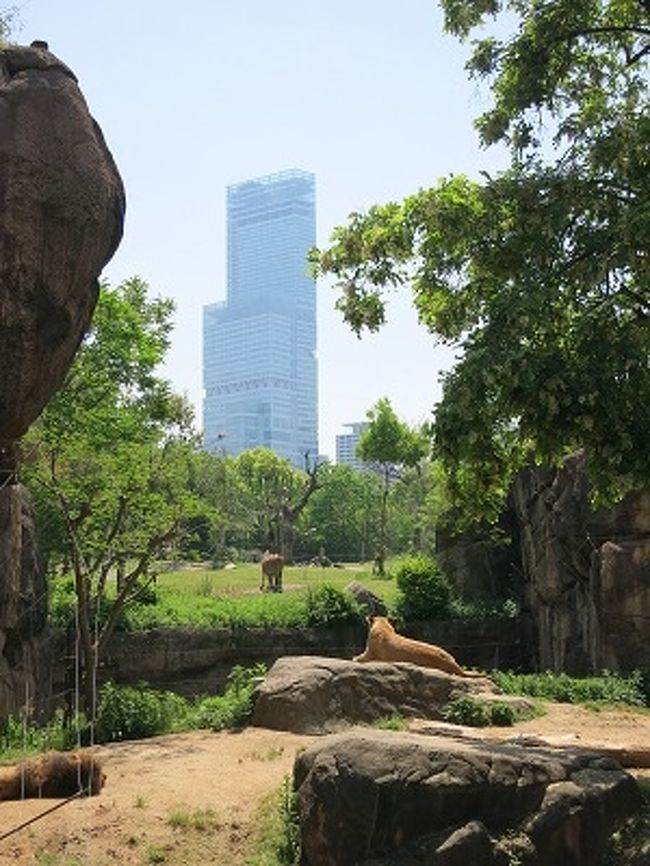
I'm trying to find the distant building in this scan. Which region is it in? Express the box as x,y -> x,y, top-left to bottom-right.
203,169 -> 318,467
335,421 -> 370,472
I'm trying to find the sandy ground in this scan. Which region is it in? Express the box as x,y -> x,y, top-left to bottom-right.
1,704 -> 649,866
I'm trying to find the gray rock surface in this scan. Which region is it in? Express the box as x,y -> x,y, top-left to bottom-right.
293,728 -> 642,866
511,453 -> 650,673
0,484 -> 49,715
250,655 -> 513,734
344,581 -> 388,616
0,41 -> 123,715
0,41 -> 125,447
437,452 -> 650,674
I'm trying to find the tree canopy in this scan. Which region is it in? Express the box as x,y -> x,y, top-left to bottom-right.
312,0 -> 650,525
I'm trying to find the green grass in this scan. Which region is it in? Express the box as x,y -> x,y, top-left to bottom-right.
167,807 -> 221,832
49,563 -> 401,631
248,776 -> 301,866
492,670 -> 648,707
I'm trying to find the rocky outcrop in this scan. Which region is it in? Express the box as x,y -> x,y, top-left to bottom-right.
293,728 -> 642,866
511,453 -> 650,673
437,453 -> 650,675
250,655 -> 528,734
0,484 -> 49,715
0,41 -> 125,448
0,41 -> 124,716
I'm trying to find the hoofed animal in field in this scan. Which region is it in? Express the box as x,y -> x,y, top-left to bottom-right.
354,615 -> 484,677
0,750 -> 105,800
260,551 -> 284,592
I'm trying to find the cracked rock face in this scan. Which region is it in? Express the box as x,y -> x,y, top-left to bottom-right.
0,41 -> 125,447
293,729 -> 642,866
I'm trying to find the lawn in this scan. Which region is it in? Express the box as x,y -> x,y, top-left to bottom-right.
157,560 -> 398,603
47,562 -> 401,631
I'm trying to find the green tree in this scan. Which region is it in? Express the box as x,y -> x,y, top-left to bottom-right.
300,463 -> 382,561
312,0 -> 650,526
230,447 -> 323,563
357,398 -> 428,573
23,277 -> 202,714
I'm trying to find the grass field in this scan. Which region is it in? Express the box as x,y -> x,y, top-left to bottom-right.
157,561 -> 399,604
47,562 -> 402,631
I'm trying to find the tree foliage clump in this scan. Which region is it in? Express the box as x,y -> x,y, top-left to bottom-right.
393,553 -> 454,621
312,0 -> 650,525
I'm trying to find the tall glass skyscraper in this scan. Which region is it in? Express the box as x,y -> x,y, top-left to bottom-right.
203,169 -> 318,467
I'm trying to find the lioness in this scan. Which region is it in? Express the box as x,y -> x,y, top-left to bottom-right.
353,615 -> 483,677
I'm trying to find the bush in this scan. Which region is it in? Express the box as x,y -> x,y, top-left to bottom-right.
0,710 -> 79,760
443,696 -> 523,727
95,682 -> 190,742
492,670 -> 648,707
304,585 -> 362,626
393,554 -> 453,621
443,696 -> 490,726
191,663 -> 266,731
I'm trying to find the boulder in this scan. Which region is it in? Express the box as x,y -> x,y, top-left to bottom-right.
344,581 -> 388,616
0,41 -> 125,447
293,728 -> 642,866
250,655 -> 515,734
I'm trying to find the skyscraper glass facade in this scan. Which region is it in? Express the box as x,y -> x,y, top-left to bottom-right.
203,169 -> 318,467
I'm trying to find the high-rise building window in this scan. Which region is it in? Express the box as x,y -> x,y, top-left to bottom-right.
203,169 -> 318,468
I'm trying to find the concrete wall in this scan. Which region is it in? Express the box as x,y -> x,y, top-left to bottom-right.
45,615 -> 534,704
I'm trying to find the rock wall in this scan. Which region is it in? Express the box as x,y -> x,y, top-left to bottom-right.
43,616 -> 532,707
512,453 -> 650,674
0,484 -> 49,715
437,453 -> 650,675
0,42 -> 124,717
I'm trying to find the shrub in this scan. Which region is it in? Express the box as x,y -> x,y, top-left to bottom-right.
95,682 -> 190,742
487,701 -> 518,726
393,554 -> 453,621
0,710 -> 79,760
443,696 -> 523,727
443,696 -> 490,726
304,585 -> 362,626
191,663 -> 266,731
492,670 -> 648,707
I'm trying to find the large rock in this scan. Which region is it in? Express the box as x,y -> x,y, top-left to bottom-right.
438,452 -> 650,674
250,655 -> 521,734
293,728 -> 643,866
0,484 -> 49,715
511,453 -> 650,673
0,41 -> 125,447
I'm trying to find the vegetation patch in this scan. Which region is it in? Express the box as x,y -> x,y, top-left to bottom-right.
167,807 -> 221,832
373,714 -> 409,731
492,670 -> 648,708
249,776 -> 301,866
443,695 -> 534,727
393,553 -> 454,621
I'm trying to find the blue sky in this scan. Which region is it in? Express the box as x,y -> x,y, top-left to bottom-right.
17,1 -> 508,458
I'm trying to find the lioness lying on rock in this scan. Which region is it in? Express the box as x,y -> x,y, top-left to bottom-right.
354,615 -> 484,677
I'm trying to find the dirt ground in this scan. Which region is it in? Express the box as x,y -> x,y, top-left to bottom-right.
1,704 -> 649,866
